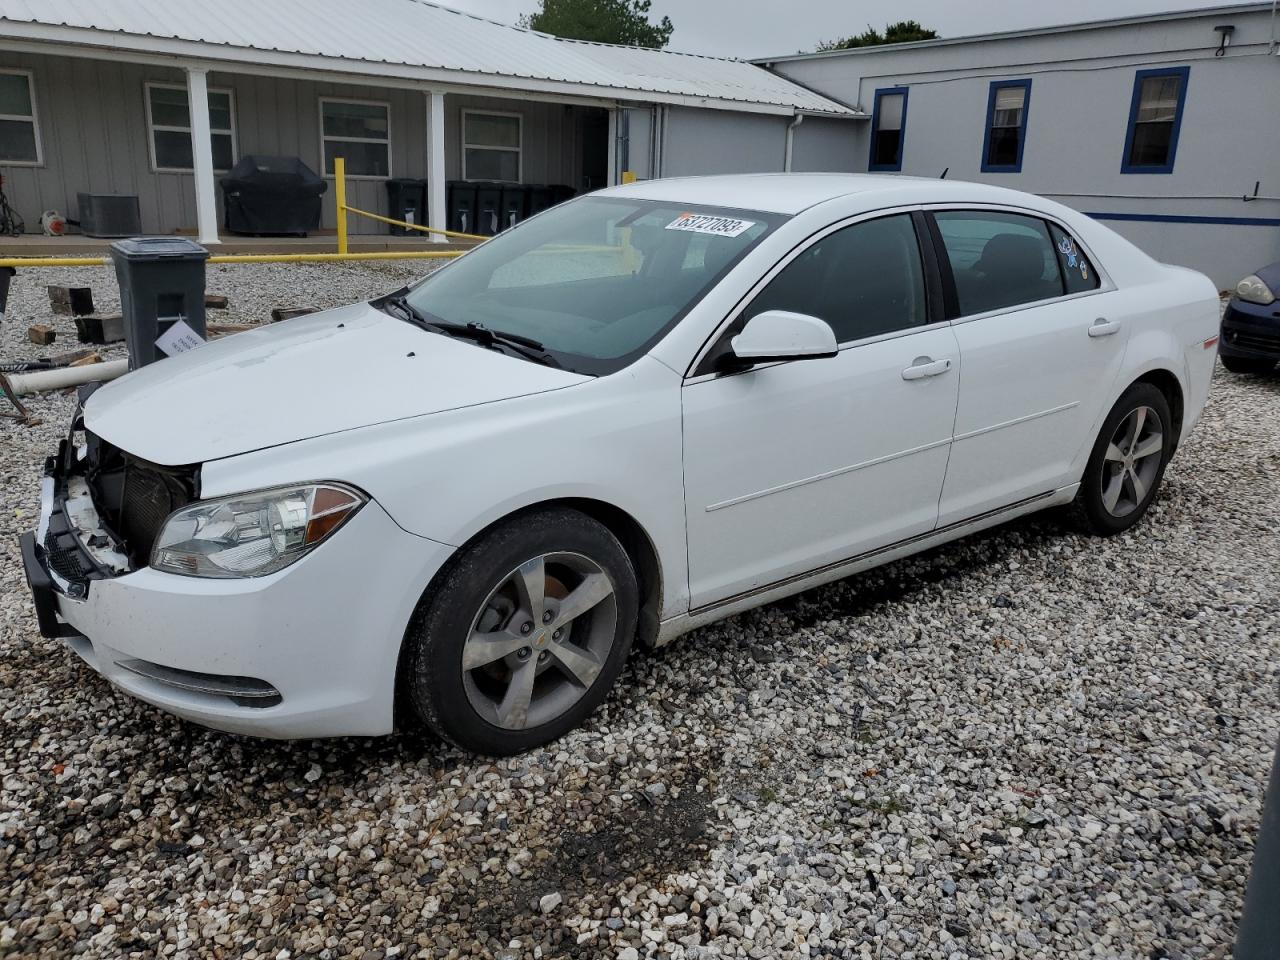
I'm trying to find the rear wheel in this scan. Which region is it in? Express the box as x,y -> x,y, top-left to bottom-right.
1221,355 -> 1276,375
400,508 -> 638,755
1075,383 -> 1172,536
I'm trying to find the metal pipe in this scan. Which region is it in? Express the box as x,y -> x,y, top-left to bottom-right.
8,359 -> 129,396
784,113 -> 805,172
334,156 -> 348,255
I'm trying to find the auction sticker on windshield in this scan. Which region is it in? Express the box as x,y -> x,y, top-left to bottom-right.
666,212 -> 757,238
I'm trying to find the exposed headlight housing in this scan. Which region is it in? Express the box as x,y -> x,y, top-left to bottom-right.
152,483 -> 366,579
1236,274 -> 1276,306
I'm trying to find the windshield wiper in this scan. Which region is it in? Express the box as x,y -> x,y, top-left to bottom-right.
380,294 -> 562,369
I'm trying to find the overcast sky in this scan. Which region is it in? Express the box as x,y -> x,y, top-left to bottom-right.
435,0 -> 1250,58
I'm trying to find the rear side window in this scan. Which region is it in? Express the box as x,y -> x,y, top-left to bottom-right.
744,213 -> 927,344
1048,223 -> 1101,295
933,211 -> 1063,316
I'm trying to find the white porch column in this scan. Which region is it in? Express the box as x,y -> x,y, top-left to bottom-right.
426,91 -> 446,243
185,67 -> 220,245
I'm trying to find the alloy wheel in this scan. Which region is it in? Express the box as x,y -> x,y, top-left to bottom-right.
1100,404 -> 1164,518
461,552 -> 617,730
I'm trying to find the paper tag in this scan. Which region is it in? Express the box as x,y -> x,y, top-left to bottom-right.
155,319 -> 206,356
665,213 -> 757,238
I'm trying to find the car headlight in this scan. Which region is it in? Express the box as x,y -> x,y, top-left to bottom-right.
152,483 -> 366,579
1236,274 -> 1276,306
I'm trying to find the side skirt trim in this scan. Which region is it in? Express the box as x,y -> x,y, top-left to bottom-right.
655,483 -> 1078,647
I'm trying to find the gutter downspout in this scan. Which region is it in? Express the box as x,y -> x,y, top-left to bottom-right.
1271,0 -> 1278,54
784,113 -> 804,172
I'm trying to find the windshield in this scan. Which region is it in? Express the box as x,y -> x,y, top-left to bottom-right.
403,196 -> 783,375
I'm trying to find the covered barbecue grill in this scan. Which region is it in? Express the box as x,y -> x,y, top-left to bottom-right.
219,155 -> 327,236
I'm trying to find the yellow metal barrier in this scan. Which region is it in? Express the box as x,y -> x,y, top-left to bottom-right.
335,157 -> 349,255
342,204 -> 488,242
333,155 -> 488,244
0,251 -> 464,269
0,155 -> 494,269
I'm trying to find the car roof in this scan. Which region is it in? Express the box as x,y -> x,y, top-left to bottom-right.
597,173 -> 1035,216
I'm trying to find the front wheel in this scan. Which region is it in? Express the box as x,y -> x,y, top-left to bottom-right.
1075,383 -> 1173,536
400,508 -> 638,755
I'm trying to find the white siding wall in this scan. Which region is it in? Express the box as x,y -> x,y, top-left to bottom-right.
770,7 -> 1280,287
0,52 -> 592,235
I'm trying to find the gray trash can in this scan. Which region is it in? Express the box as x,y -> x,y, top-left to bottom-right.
109,237 -> 210,370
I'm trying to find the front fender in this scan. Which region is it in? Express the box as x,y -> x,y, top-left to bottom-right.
200,357 -> 691,618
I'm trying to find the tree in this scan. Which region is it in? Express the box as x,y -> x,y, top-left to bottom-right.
520,0 -> 674,49
816,19 -> 938,52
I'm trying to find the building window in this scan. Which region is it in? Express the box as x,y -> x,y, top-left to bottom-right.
868,87 -> 908,172
0,70 -> 41,165
146,83 -> 236,173
981,79 -> 1031,173
1122,66 -> 1189,174
463,111 -> 521,182
320,98 -> 391,178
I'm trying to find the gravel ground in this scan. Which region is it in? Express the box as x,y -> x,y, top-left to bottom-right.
1,264 -> 1277,960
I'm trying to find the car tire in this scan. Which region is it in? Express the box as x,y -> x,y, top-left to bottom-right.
1221,355 -> 1276,375
1074,382 -> 1174,537
400,508 -> 638,755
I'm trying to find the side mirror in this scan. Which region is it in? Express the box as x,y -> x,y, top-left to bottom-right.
726,310 -> 839,368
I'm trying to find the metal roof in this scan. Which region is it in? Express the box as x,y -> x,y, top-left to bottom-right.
0,0 -> 858,117
756,2 -> 1275,64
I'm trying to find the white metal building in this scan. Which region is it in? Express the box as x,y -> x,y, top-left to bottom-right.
759,3 -> 1280,288
0,0 -> 859,242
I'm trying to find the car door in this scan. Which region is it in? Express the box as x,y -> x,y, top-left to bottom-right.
681,211 -> 961,610
928,208 -> 1130,526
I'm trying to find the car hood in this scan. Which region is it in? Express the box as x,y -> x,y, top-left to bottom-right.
84,301 -> 591,466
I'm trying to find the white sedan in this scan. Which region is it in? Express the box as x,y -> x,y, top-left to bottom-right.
21,174 -> 1220,754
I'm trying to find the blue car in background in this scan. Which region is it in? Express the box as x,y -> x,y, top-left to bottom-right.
1221,262 -> 1280,373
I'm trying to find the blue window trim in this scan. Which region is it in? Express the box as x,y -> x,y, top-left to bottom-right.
1121,65 -> 1190,175
980,78 -> 1032,174
868,86 -> 908,172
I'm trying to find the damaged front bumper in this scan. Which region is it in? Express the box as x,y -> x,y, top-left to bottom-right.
20,413 -> 455,738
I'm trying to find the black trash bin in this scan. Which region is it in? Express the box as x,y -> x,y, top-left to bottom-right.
549,184 -> 576,207
385,178 -> 427,235
526,184 -> 554,217
447,181 -> 477,235
474,182 -> 504,236
220,156 -> 327,236
109,237 -> 210,370
499,185 -> 527,232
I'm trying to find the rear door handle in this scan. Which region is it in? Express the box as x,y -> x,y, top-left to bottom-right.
901,356 -> 953,381
1089,318 -> 1121,338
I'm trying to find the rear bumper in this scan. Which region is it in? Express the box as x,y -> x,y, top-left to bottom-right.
22,464 -> 454,738
1221,301 -> 1280,360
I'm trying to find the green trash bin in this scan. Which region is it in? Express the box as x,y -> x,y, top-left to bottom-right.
109,237 -> 210,370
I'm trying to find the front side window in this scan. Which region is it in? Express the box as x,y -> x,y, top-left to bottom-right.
982,79 -> 1031,172
321,99 -> 390,177
744,214 -> 927,343
1122,66 -> 1189,174
869,88 -> 908,171
146,84 -> 235,172
463,111 -> 521,182
0,70 -> 41,165
934,210 -> 1063,316
404,198 -> 781,375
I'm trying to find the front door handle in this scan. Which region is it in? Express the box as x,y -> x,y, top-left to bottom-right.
1089,318 -> 1121,338
901,356 -> 953,381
